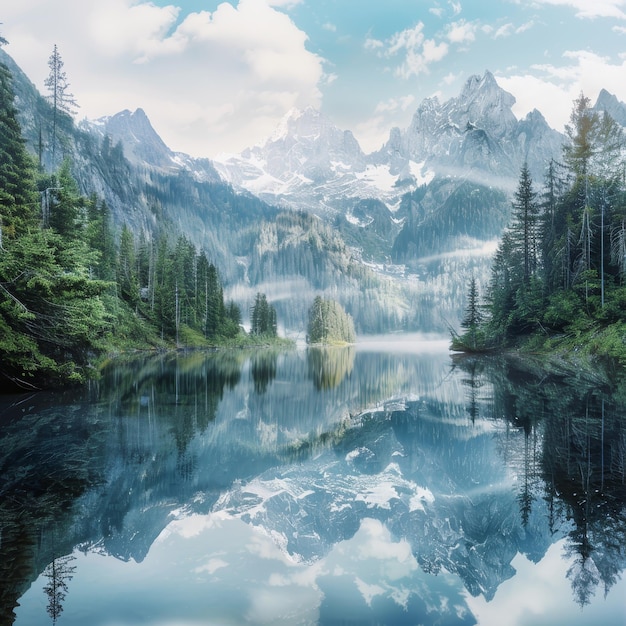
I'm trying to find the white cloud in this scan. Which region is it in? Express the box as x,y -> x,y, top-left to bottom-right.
88,0 -> 182,62
516,20 -> 536,33
266,0 -> 304,7
368,22 -> 448,79
422,39 -> 449,64
531,0 -> 626,19
3,0 -> 324,157
443,71 -> 461,85
354,115 -> 396,153
446,19 -> 478,44
353,95 -> 419,153
465,539 -> 626,626
388,23 -> 427,56
494,23 -> 514,38
364,37 -> 385,51
450,1 -> 463,16
492,20 -> 535,38
497,49 -> 626,132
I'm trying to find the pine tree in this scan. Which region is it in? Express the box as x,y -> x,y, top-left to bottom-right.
0,60 -> 39,241
204,261 -> 224,338
451,277 -> 486,351
510,163 -> 539,282
44,44 -> 78,161
117,224 -> 139,307
563,93 -> 599,181
250,292 -> 277,337
85,195 -> 116,282
559,96 -> 625,287
462,277 -> 482,331
46,159 -> 83,239
153,233 -> 176,337
307,297 -> 355,344
540,159 -> 570,291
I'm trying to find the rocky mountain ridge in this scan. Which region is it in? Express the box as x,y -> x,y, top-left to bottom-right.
80,107 -> 221,183
215,71 -> 565,217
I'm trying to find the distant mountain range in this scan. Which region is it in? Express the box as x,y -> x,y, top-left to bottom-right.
215,71 -> 564,215
76,66 -> 626,265
86,69 -> 626,265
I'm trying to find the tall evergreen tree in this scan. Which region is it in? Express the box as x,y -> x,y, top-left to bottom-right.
510,162 -> 539,282
250,292 -> 277,337
540,159 -> 570,291
462,277 -> 482,331
153,233 -> 176,337
452,276 -> 486,351
117,224 -> 139,307
563,93 -> 599,182
0,59 -> 39,241
46,159 -> 83,240
307,297 -> 355,344
44,44 -> 78,161
85,195 -> 116,282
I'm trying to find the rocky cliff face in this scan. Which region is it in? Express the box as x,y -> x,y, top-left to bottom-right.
378,71 -> 563,185
216,71 -> 566,221
214,106 -> 390,215
81,107 -> 221,182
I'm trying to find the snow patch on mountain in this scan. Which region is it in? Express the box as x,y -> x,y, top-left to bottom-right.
355,164 -> 400,193
409,161 -> 435,187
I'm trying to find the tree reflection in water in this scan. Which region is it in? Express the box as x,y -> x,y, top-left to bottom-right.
43,554 -> 76,623
1,347 -> 624,624
455,354 -> 626,607
308,346 -> 355,390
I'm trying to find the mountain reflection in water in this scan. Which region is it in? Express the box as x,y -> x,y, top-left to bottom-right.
1,338 -> 625,626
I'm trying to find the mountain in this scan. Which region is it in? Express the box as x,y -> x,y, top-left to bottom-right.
594,88 -> 626,127
374,71 -> 563,186
218,71 -> 565,206
0,47 -> 282,283
80,108 -> 220,182
2,48 -> 429,334
214,106 -> 415,216
216,71 -> 565,264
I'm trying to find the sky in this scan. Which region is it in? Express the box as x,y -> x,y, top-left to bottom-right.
2,0 -> 626,158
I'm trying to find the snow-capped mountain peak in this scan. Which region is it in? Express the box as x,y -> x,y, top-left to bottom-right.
214,70 -> 567,218
215,106 -> 374,214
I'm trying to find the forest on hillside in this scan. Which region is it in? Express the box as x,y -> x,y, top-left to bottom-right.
0,48 -> 294,390
454,93 -> 626,365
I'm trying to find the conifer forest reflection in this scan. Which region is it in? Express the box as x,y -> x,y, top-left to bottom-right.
1,339 -> 625,625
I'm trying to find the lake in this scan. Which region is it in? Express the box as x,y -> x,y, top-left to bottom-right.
1,335 -> 625,626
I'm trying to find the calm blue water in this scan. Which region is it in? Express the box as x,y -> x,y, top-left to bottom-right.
2,336 -> 625,625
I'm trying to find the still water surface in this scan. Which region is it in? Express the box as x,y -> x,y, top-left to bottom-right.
1,335 -> 625,625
